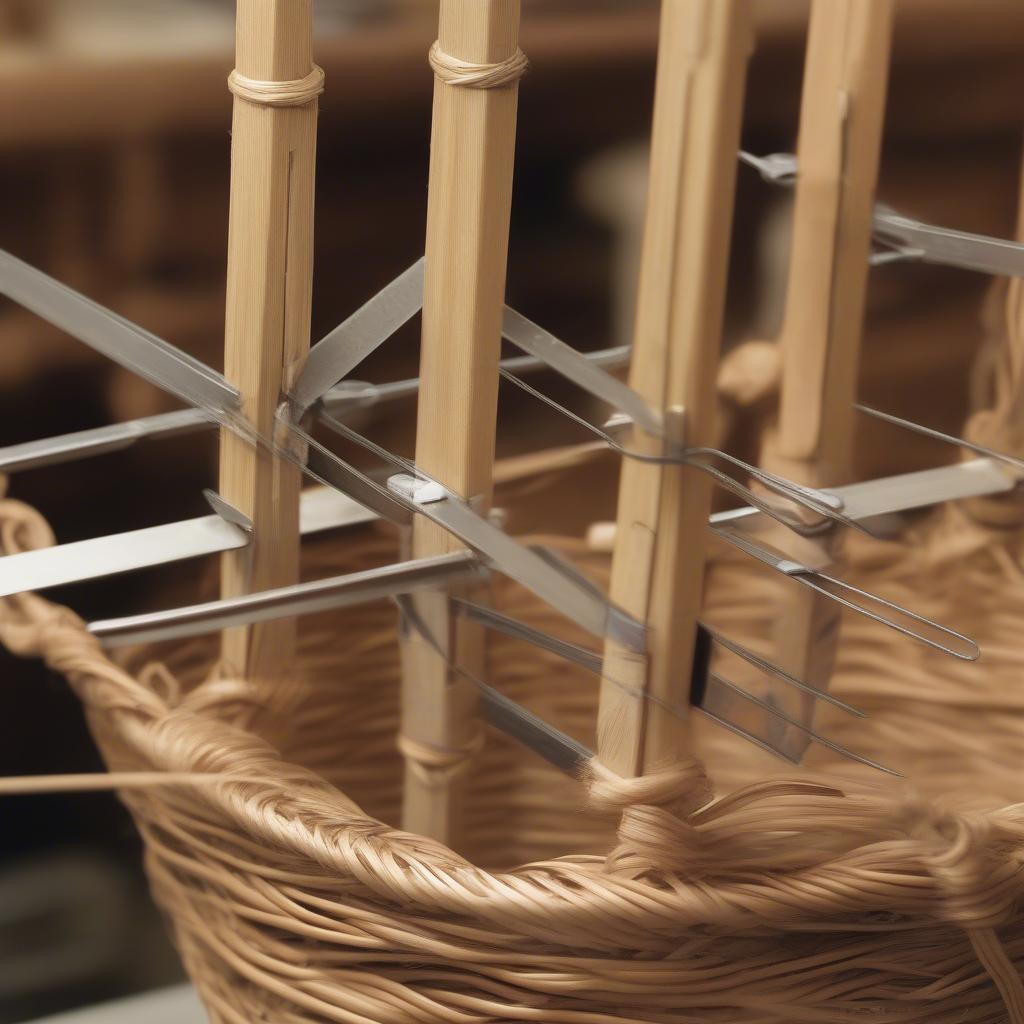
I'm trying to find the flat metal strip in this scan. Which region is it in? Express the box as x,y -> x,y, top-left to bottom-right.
873,207 -> 1024,278
91,552 -> 480,648
289,258 -> 425,414
501,306 -> 662,436
0,487 -> 377,598
0,249 -> 239,415
0,410 -> 213,474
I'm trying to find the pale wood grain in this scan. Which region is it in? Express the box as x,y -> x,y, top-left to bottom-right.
596,0 -> 752,778
218,0 -> 319,696
774,0 -> 894,483
762,0 -> 893,720
400,0 -> 522,842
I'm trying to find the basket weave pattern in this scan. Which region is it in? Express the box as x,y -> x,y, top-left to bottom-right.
1,493 -> 1022,1023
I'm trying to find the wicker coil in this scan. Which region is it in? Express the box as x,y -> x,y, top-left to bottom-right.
1,466 -> 1023,1024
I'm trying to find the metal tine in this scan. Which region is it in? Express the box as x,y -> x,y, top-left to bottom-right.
698,673 -> 901,777
322,344 -> 634,418
739,151 -> 1024,278
289,258 -> 425,416
0,487 -> 378,599
395,593 -> 591,778
449,595 -> 891,776
453,597 -> 602,674
0,248 -> 239,416
458,592 -> 863,718
500,365 -> 867,540
0,409 -> 212,474
856,403 -> 1024,477
713,524 -> 980,662
702,626 -> 866,718
871,204 -> 1024,279
500,306 -> 663,437
679,446 -> 878,540
738,149 -> 798,185
90,551 -> 482,649
0,340 -> 624,476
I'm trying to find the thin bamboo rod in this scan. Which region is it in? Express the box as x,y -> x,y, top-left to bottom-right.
218,1 -> 320,695
596,0 -> 752,779
400,0 -> 523,842
761,0 -> 893,718
773,0 -> 894,484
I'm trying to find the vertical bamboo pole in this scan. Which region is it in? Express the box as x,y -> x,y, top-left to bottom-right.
965,155 -> 1024,526
596,0 -> 752,779
219,1 -> 321,693
761,0 -> 893,716
400,0 -> 523,841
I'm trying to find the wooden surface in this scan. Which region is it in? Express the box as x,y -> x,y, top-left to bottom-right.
218,0 -> 318,692
401,0 -> 522,842
774,0 -> 894,484
760,0 -> 893,733
596,0 -> 752,778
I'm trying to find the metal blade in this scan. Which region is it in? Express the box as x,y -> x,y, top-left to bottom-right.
91,551 -> 481,648
0,486 -> 376,598
0,249 -> 238,415
289,258 -> 425,415
710,457 -> 1016,528
501,306 -> 661,436
0,410 -> 212,474
873,206 -> 1024,278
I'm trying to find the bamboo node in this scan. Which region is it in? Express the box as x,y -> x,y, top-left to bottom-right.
428,41 -> 528,90
227,65 -> 325,108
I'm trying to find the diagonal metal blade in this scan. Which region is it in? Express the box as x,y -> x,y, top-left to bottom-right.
501,306 -> 661,436
91,551 -> 482,648
0,486 -> 376,598
0,409 -> 212,474
0,249 -> 239,415
873,206 -> 1024,278
289,258 -> 425,415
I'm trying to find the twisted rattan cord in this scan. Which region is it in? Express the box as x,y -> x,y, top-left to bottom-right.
227,65 -> 325,107
428,41 -> 528,90
1,485 -> 1023,1021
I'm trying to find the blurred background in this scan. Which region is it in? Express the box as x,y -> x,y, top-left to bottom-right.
0,0 -> 1020,1019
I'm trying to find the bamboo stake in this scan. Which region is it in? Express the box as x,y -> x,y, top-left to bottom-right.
218,1 -> 321,694
400,0 -> 523,841
761,0 -> 893,723
596,0 -> 752,779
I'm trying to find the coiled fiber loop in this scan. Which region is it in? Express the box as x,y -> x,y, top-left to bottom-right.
588,757 -> 712,875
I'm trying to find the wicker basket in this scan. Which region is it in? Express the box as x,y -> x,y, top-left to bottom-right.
1,470 -> 1023,1022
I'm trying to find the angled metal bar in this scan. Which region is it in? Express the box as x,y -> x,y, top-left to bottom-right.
856,403 -> 1024,475
872,205 -> 1024,278
739,152 -> 1024,278
713,524 -> 979,661
91,551 -> 481,648
321,343 -> 634,417
501,306 -> 662,436
0,516 -> 248,599
709,457 -> 1015,528
0,486 -> 376,598
695,673 -> 899,775
0,249 -> 239,414
0,409 -> 212,474
395,592 -> 591,778
289,258 -> 425,415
